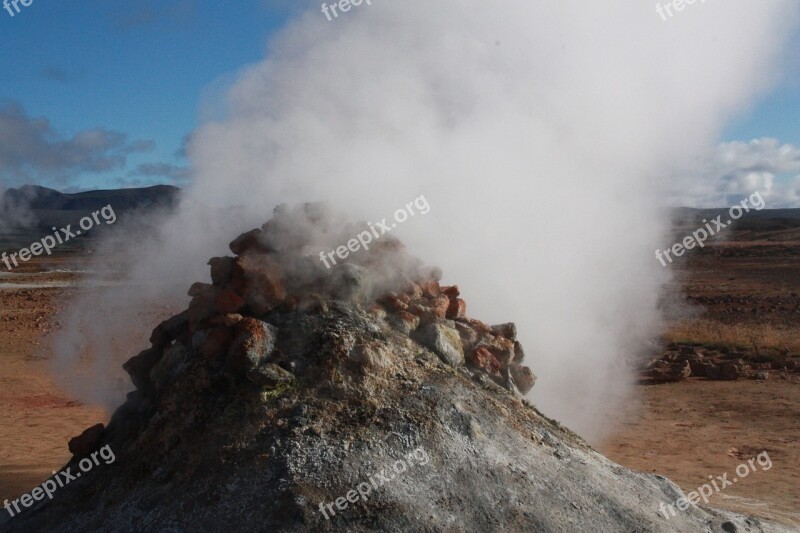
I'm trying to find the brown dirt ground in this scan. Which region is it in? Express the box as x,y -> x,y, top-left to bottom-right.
0,256 -> 107,502
601,238 -> 800,528
0,237 -> 798,527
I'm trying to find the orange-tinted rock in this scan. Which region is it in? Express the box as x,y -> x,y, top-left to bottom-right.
419,280 -> 441,298
215,289 -> 246,314
231,255 -> 286,315
387,310 -> 421,335
431,295 -> 450,319
442,285 -> 460,298
379,293 -> 408,312
226,318 -> 278,376
479,337 -> 515,367
464,318 -> 493,335
446,298 -> 467,319
403,283 -> 424,300
468,347 -> 501,375
200,326 -> 234,363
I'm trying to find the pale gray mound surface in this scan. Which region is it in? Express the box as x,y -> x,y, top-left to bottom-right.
1,204 -> 792,533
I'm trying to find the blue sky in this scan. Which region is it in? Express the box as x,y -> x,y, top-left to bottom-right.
1,0 -> 799,200
0,0 -> 295,189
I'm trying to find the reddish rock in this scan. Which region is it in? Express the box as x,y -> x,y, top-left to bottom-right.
387,310 -> 420,335
68,423 -> 105,457
226,318 -> 279,376
379,293 -> 408,312
446,298 -> 467,320
200,326 -> 234,363
231,255 -> 286,315
215,289 -> 246,314
442,285 -> 460,298
480,337 -> 516,367
464,318 -> 493,335
419,280 -> 441,298
402,283 -> 424,300
468,347 -> 501,375
229,228 -> 271,256
430,295 -> 450,319
407,302 -> 435,321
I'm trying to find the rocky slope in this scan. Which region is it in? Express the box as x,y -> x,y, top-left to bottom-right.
1,204 -> 792,532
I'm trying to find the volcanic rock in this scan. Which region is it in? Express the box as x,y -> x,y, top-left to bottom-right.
67,423 -> 105,458
226,318 -> 278,376
5,203 -> 791,533
413,322 -> 465,367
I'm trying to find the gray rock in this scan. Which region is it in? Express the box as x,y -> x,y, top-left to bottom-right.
330,264 -> 370,303
414,323 -> 464,366
246,363 -> 295,387
509,364 -> 537,395
150,343 -> 189,393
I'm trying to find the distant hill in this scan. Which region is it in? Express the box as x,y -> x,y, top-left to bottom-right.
2,184 -> 180,212
671,207 -> 800,242
0,184 -> 180,251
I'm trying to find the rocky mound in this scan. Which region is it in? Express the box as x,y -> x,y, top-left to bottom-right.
1,204 -> 792,532
642,343 -> 800,384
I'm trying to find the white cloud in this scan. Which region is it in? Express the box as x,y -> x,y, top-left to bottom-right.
670,138 -> 800,207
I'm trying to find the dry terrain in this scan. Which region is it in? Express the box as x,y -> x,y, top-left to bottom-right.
601,228 -> 800,527
0,217 -> 798,527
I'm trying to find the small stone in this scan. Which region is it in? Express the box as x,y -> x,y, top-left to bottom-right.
491,322 -> 517,341
246,363 -> 295,387
68,423 -> 105,457
509,364 -> 536,395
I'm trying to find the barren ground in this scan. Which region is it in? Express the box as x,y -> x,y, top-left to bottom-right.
1,237 -> 798,527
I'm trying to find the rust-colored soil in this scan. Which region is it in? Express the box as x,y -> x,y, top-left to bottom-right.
0,257 -> 107,502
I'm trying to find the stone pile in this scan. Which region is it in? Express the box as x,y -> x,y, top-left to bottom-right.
121,203 -> 536,413
642,343 -> 799,384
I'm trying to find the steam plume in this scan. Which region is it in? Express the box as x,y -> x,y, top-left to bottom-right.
50,0 -> 797,441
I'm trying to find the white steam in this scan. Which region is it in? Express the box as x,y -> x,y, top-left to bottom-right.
50,0 -> 796,441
